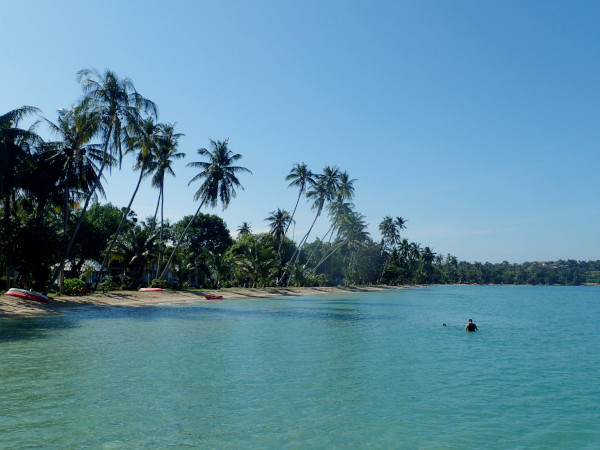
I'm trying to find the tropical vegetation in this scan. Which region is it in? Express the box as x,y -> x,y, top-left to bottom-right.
1,69 -> 598,295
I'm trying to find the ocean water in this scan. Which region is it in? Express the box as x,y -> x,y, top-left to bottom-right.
1,286 -> 599,448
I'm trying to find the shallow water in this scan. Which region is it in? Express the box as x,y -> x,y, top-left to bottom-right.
1,286 -> 599,448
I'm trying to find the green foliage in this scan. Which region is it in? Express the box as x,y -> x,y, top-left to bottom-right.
98,276 -> 119,292
63,278 -> 88,296
151,278 -> 170,289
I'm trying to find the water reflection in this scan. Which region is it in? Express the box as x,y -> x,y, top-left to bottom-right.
0,316 -> 78,342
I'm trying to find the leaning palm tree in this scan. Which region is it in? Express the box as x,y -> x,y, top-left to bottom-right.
158,139 -> 251,281
95,117 -> 161,289
289,166 -> 341,265
47,68 -> 157,292
284,163 -> 313,236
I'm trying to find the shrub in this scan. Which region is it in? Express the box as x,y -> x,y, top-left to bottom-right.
63,278 -> 88,296
98,276 -> 119,293
151,278 -> 171,289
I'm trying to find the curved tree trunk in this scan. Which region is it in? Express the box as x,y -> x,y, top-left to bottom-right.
94,167 -> 145,290
158,198 -> 206,282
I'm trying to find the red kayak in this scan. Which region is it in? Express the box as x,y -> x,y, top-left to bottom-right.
205,295 -> 223,300
138,287 -> 164,292
4,288 -> 50,303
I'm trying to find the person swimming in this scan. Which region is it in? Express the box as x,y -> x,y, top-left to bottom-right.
465,319 -> 478,332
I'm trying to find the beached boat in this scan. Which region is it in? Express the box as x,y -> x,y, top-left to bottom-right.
4,288 -> 51,303
205,295 -> 223,300
138,287 -> 164,292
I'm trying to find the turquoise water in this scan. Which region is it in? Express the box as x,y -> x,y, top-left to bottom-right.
1,286 -> 599,448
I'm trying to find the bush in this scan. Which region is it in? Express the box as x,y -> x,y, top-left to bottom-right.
63,278 -> 88,296
151,278 -> 171,289
98,276 -> 119,293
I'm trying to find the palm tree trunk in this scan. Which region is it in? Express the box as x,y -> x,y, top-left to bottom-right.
282,208 -> 321,286
278,190 -> 302,257
155,183 -> 164,279
158,198 -> 206,282
312,239 -> 346,273
303,223 -> 335,269
94,168 -> 145,291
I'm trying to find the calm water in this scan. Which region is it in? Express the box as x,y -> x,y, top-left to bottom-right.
1,286 -> 599,448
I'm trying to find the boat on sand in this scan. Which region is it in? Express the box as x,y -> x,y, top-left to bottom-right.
4,288 -> 51,303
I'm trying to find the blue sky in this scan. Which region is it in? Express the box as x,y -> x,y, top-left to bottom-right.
3,0 -> 599,263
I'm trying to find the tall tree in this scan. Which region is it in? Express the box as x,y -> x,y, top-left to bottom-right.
96,117 -> 161,288
47,68 -> 157,292
43,107 -> 106,233
0,106 -> 42,221
237,222 -> 252,236
284,162 -> 313,238
158,139 -> 251,281
265,208 -> 293,259
150,123 -> 185,277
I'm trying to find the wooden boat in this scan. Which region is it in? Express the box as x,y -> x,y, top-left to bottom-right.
4,288 -> 51,303
205,295 -> 223,300
138,287 -> 164,292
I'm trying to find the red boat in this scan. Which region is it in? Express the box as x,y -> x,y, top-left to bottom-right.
138,287 -> 164,292
4,288 -> 50,303
205,295 -> 223,300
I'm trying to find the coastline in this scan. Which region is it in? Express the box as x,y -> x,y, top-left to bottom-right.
1,285 -> 409,320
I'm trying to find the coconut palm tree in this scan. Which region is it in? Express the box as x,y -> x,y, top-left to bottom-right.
43,107 -> 107,233
284,162 -> 313,236
48,69 -> 157,292
265,208 -> 293,257
96,117 -> 161,288
158,139 -> 251,281
0,106 -> 42,221
111,221 -> 159,289
150,123 -> 185,277
297,167 -> 340,253
237,222 -> 252,236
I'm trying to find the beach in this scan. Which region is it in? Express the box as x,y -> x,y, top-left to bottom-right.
1,285 -> 406,320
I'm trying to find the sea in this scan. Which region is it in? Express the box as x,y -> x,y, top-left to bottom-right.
1,285 -> 599,448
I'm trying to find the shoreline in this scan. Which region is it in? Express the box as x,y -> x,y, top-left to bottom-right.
1,285 -> 410,320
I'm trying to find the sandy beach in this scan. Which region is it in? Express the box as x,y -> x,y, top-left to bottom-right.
1,285 -> 408,320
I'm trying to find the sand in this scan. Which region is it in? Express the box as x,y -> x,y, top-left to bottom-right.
1,285 -> 409,320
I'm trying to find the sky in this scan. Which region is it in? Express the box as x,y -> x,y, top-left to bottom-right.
3,0 -> 599,263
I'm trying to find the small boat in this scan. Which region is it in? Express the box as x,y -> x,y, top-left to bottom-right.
4,288 -> 51,303
138,287 -> 164,292
205,295 -> 223,300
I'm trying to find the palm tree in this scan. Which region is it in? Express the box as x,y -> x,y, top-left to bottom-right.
48,68 -> 157,292
379,215 -> 396,250
96,117 -> 161,288
284,162 -> 313,237
265,208 -> 293,256
158,139 -> 251,281
110,221 -> 159,288
44,107 -> 106,233
150,123 -> 185,277
237,222 -> 252,236
0,106 -> 42,221
304,171 -> 355,267
395,216 -> 407,239
297,166 -> 340,253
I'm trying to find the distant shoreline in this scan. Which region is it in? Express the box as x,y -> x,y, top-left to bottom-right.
1,285 -> 411,320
